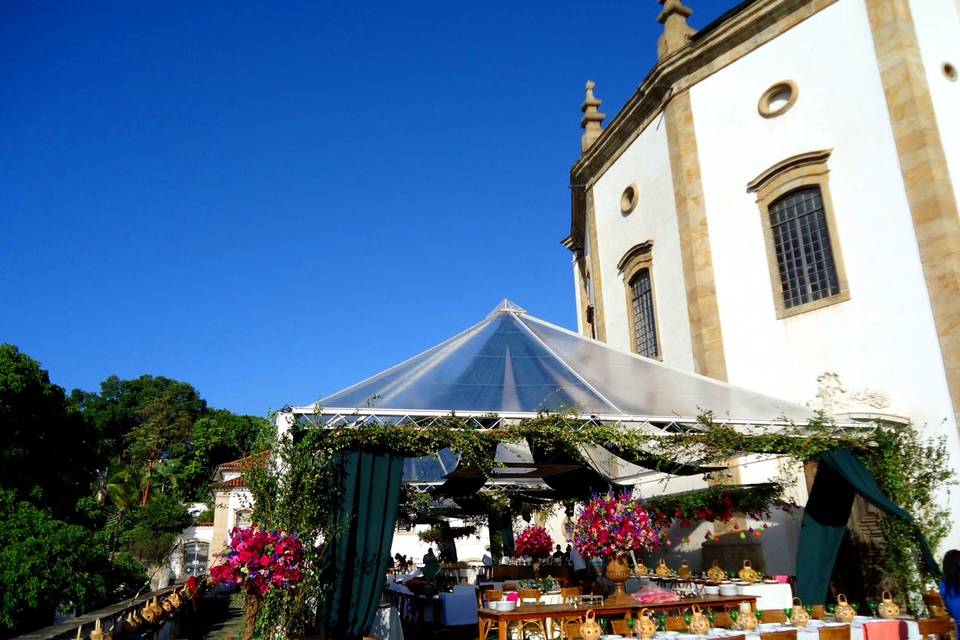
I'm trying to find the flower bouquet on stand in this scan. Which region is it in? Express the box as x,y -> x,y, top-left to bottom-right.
210,527 -> 305,640
515,524 -> 554,577
515,524 -> 554,559
574,492 -> 660,605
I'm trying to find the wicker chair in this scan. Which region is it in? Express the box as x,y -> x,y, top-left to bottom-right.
478,590 -> 507,640
516,589 -> 547,639
557,588 -> 585,639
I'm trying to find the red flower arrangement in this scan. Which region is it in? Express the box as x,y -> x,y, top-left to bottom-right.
514,525 -> 554,559
573,493 -> 660,559
209,527 -> 305,596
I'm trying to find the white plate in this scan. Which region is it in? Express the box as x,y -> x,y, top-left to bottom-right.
600,636 -> 624,640
758,623 -> 782,631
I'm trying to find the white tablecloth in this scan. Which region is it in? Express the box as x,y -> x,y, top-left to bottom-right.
655,618 -> 922,640
737,583 -> 794,610
368,604 -> 404,640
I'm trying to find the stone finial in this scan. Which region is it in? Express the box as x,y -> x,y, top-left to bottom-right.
580,80 -> 606,153
657,0 -> 695,60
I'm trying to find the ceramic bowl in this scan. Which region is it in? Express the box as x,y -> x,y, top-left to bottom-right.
719,585 -> 739,596
704,586 -> 720,595
490,601 -> 517,611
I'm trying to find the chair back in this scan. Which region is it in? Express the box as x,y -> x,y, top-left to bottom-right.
518,588 -> 541,605
811,605 -> 827,620
923,591 -> 949,618
561,586 -> 583,604
759,610 -> 789,623
502,582 -> 518,591
713,611 -> 736,628
666,616 -> 688,632
918,617 -> 958,640
612,619 -> 631,635
483,589 -> 503,605
759,630 -> 797,640
818,623 -> 852,640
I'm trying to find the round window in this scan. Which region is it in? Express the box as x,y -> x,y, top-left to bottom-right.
620,184 -> 639,215
758,80 -> 799,118
943,62 -> 958,82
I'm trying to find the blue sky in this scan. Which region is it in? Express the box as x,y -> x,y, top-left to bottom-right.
1,2 -> 735,416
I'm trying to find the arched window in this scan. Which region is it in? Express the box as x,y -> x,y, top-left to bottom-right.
748,150 -> 849,318
768,186 -> 840,309
183,541 -> 209,577
629,268 -> 659,358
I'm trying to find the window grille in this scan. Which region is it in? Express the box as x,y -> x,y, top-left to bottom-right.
769,187 -> 840,309
630,269 -> 659,358
183,541 -> 209,577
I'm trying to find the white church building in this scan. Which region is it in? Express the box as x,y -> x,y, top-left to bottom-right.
566,0 -> 960,553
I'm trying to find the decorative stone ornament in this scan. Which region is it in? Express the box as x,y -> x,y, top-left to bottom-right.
657,0 -> 695,60
581,81 -> 606,153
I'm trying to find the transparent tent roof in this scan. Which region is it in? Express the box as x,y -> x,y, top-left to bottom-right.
312,300 -> 816,423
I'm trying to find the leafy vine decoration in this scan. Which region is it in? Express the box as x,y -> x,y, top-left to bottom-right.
241,411 -> 953,631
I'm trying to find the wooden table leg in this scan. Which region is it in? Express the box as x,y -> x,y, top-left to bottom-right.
499,617 -> 508,640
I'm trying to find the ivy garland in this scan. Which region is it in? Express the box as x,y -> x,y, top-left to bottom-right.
243,411 -> 953,632
644,483 -> 789,528
418,525 -> 478,544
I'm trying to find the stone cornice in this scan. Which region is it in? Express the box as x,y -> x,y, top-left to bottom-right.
565,0 -> 836,251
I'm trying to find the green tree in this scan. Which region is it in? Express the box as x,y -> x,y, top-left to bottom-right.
71,374 -> 206,464
0,344 -> 97,518
121,493 -> 193,568
0,490 -> 146,638
127,393 -> 198,505
172,410 -> 271,499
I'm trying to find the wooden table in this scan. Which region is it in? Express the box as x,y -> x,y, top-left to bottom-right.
477,595 -> 758,640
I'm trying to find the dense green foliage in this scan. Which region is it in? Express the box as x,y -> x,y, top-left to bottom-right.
0,345 -> 98,517
0,489 -> 146,635
0,344 -> 268,638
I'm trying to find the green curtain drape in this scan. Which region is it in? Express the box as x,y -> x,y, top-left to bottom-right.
320,449 -> 403,640
795,448 -> 940,603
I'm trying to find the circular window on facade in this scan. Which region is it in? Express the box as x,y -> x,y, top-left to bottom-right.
943,62 -> 958,82
758,80 -> 799,118
620,183 -> 639,215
